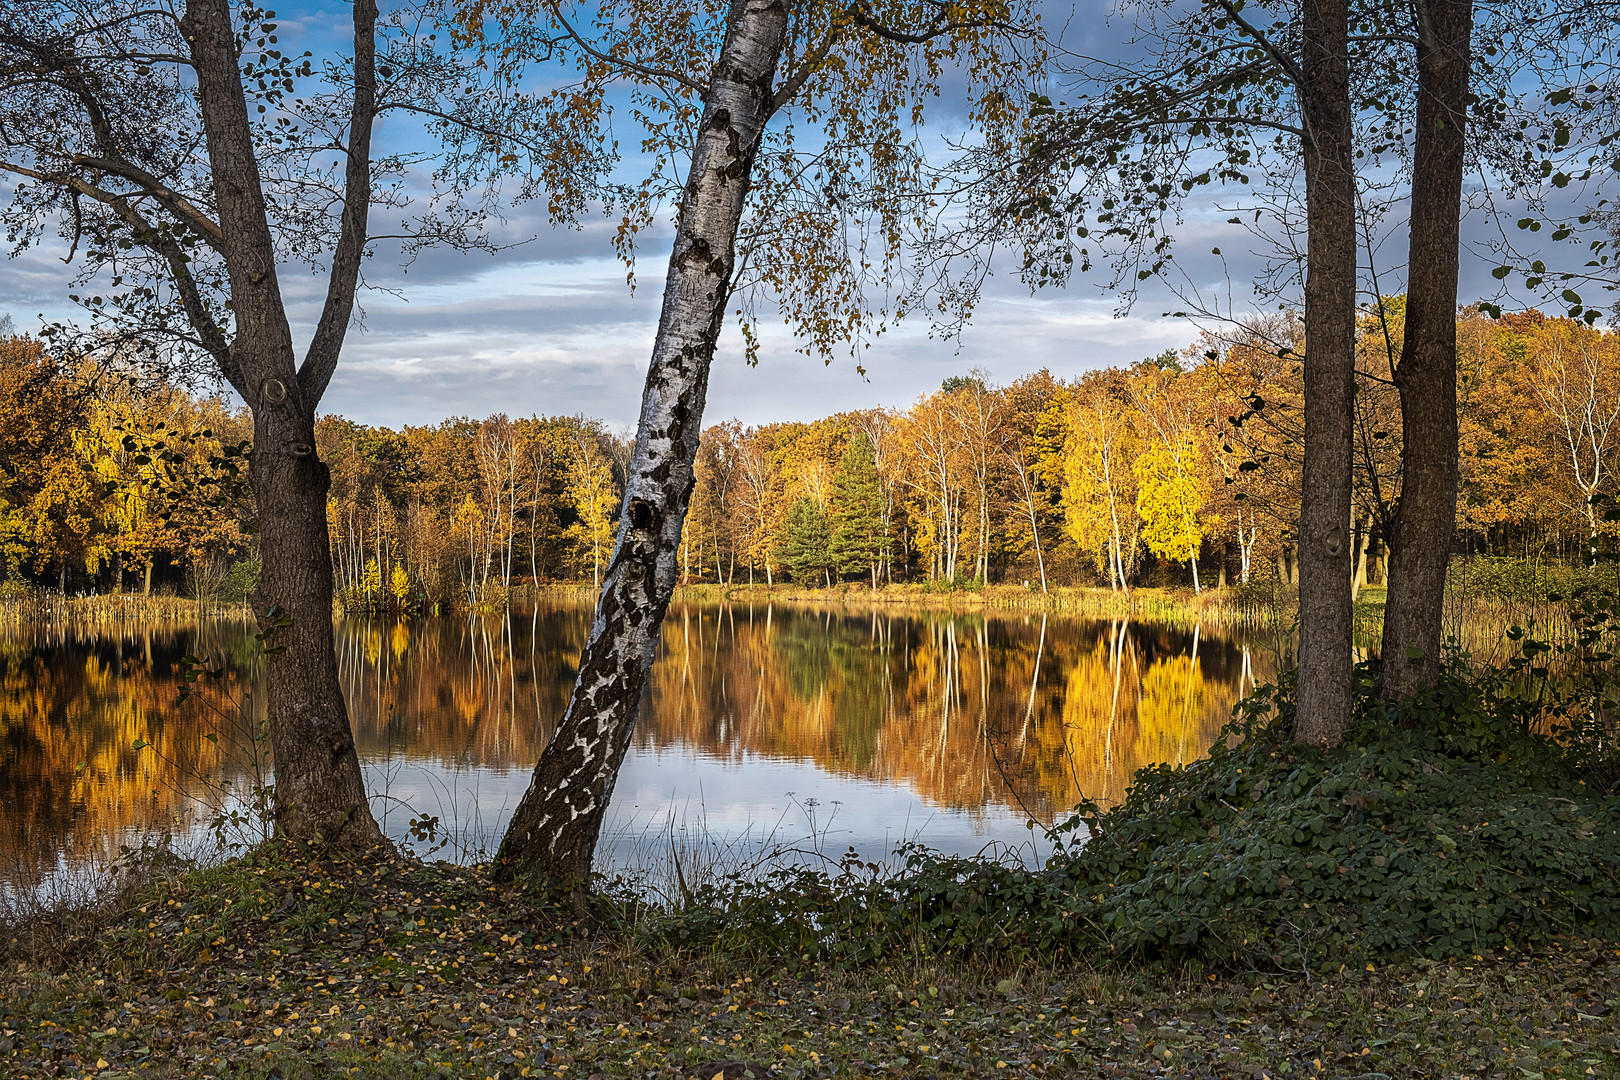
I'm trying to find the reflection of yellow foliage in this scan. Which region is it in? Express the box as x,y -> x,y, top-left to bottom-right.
1053,628 -> 1138,806
390,622 -> 410,660
1135,654 -> 1208,769
0,626 -> 249,885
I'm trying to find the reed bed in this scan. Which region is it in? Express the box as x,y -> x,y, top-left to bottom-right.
0,590 -> 253,637
674,581 -> 1297,628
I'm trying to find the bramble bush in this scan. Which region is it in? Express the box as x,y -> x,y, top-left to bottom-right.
625,591 -> 1620,970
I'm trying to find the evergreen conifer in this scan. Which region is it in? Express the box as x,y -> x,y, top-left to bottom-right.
776,497 -> 833,585
828,433 -> 887,584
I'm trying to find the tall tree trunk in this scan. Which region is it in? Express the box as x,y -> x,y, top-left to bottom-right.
494,0 -> 786,883
185,0 -> 384,847
1378,0 -> 1470,701
1293,0 -> 1359,746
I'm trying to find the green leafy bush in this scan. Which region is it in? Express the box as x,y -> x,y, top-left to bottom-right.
1053,668 -> 1619,967
1445,555 -> 1616,607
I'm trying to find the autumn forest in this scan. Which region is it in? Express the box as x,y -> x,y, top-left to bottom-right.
5,305 -> 1617,609
5,0 -> 1620,1069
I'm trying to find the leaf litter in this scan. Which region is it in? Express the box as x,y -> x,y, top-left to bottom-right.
0,849 -> 1616,1080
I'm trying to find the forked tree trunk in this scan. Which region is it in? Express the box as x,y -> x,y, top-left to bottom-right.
1293,0 -> 1359,746
187,0 -> 384,847
1379,0 -> 1471,701
494,0 -> 787,884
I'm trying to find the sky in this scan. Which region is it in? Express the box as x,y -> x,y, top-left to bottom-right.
0,0 -> 1583,432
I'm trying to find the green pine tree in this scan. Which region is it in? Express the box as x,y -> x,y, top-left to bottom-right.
775,497 -> 833,586
827,433 -> 886,584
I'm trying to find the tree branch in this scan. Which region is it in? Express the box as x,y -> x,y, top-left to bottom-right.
1210,0 -> 1304,93
69,154 -> 226,249
0,158 -> 246,394
551,4 -> 707,94
382,100 -> 565,158
848,0 -> 1019,44
298,0 -> 377,406
768,24 -> 842,116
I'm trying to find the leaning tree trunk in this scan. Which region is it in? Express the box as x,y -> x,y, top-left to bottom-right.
187,0 -> 384,847
493,0 -> 788,884
1293,0 -> 1359,746
1378,0 -> 1471,702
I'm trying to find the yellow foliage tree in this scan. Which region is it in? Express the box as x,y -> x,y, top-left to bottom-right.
1062,388 -> 1138,590
390,563 -> 412,608
1134,434 -> 1208,590
563,429 -> 619,588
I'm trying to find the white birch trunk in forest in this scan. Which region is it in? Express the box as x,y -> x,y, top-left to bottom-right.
494,0 -> 787,882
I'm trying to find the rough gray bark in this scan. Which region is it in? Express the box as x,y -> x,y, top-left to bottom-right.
1378,0 -> 1471,701
185,0 -> 384,846
1293,0 -> 1359,746
493,0 -> 787,883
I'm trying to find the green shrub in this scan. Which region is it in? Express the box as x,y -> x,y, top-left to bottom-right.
1444,555 -> 1620,607
1053,667 -> 1620,967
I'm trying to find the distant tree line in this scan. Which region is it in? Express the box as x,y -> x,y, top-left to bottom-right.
685,305 -> 1620,594
4,306 -> 1619,605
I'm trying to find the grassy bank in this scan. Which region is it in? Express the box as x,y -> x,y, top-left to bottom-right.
673,581 -> 1296,627
2,850 -> 1616,1080
0,589 -> 254,631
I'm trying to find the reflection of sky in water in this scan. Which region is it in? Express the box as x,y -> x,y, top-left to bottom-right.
602,749 -> 1054,870
356,747 -> 1053,877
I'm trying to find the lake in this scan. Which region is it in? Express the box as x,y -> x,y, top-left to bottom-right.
0,595 -> 1284,892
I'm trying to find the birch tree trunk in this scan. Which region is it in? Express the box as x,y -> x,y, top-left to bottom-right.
1378,0 -> 1471,701
1292,0 -> 1359,746
494,0 -> 787,883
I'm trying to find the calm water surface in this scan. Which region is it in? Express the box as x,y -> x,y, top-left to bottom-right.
0,597 -> 1283,889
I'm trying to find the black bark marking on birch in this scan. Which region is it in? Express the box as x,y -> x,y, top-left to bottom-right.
679,238 -> 718,270
721,127 -> 748,179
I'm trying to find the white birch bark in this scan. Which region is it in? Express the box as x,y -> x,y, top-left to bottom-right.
495,0 -> 788,881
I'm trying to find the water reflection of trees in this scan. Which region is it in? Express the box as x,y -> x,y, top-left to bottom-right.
640,604 -> 1275,823
3,599 -> 1276,885
0,622 -> 256,886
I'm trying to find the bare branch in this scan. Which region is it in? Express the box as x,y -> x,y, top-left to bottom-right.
551,3 -> 707,94
298,0 -> 378,406
68,154 -> 225,248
